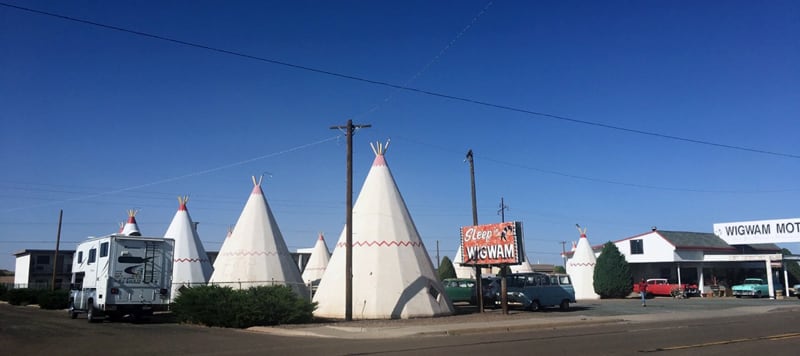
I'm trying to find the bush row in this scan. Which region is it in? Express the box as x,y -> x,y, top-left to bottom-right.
3,288 -> 69,309
172,285 -> 316,328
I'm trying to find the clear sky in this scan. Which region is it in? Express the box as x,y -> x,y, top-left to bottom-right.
1,1 -> 798,272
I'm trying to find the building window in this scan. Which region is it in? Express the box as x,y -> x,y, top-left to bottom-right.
36,255 -> 50,265
630,239 -> 644,254
100,242 -> 109,258
77,251 -> 83,263
88,248 -> 97,264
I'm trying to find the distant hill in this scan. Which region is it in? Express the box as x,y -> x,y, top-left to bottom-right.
0,269 -> 13,276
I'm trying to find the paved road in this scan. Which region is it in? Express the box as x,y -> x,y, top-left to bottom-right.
1,298 -> 798,355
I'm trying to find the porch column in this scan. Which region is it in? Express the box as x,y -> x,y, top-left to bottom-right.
677,264 -> 682,287
697,266 -> 704,298
765,258 -> 774,299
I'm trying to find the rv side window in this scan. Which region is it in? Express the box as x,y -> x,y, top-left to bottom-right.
100,242 -> 109,258
88,248 -> 96,264
77,251 -> 83,263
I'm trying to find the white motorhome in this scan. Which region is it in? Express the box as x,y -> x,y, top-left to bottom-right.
68,235 -> 174,322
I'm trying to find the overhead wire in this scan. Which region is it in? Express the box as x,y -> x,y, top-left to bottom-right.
354,1 -> 494,121
1,2 -> 797,160
0,135 -> 339,213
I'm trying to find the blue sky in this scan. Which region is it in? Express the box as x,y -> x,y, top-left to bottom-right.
1,1 -> 798,271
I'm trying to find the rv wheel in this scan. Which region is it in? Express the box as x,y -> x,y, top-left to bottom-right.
87,304 -> 96,323
68,299 -> 78,319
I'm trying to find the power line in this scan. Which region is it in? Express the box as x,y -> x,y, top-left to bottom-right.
0,135 -> 338,213
2,2 -> 797,160
390,135 -> 799,194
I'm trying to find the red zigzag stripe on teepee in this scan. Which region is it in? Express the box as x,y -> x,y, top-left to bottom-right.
218,251 -> 288,257
336,241 -> 423,248
568,262 -> 596,267
174,258 -> 210,263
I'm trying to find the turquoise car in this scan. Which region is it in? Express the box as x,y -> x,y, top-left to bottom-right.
731,278 -> 783,298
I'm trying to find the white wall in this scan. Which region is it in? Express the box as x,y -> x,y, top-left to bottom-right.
14,255 -> 30,288
615,231 -> 675,262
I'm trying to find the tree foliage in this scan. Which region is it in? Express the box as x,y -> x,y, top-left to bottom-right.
781,248 -> 800,285
438,256 -> 456,280
553,265 -> 566,274
593,242 -> 633,298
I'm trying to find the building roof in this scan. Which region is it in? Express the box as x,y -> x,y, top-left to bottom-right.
13,249 -> 75,257
655,231 -> 735,251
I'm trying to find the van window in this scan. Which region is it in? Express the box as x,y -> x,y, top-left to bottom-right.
88,248 -> 96,264
100,242 -> 109,258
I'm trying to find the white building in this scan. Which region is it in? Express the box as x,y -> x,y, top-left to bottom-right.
565,228 -> 786,298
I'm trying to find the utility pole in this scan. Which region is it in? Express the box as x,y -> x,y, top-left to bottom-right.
561,241 -> 567,268
497,197 -> 510,314
436,240 -> 440,270
497,197 -> 509,223
51,209 -> 63,291
330,119 -> 370,321
465,149 -> 484,312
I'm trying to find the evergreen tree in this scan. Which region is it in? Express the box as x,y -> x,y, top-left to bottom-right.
781,248 -> 800,285
438,256 -> 457,280
593,241 -> 633,298
553,265 -> 566,274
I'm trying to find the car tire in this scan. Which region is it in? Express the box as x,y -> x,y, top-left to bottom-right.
530,300 -> 541,312
559,300 -> 569,312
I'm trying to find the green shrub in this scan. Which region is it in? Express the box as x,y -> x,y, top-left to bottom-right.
38,289 -> 70,309
593,242 -> 633,298
0,284 -> 8,301
172,285 -> 316,328
7,288 -> 40,306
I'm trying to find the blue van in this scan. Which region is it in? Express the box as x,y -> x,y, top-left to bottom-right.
497,272 -> 576,311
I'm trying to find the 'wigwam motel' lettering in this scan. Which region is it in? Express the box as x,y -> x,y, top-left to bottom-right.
725,222 -> 800,236
465,244 -> 516,261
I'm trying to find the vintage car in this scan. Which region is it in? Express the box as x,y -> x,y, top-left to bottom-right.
443,278 -> 477,304
794,284 -> 800,299
731,278 -> 783,298
633,278 -> 699,298
493,272 -> 576,311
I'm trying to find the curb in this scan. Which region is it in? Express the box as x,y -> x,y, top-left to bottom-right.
442,318 -> 627,336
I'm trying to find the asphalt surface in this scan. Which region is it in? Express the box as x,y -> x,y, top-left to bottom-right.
2,296 -> 799,355
252,295 -> 800,338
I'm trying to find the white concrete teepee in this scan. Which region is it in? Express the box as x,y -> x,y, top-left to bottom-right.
313,141 -> 454,319
164,196 -> 213,298
453,244 -> 475,278
208,177 -> 308,298
213,226 -> 233,271
566,225 -> 600,300
121,209 -> 141,236
510,253 -> 535,273
301,233 -> 330,285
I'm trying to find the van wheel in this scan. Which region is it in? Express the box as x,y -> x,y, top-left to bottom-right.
530,300 -> 541,312
560,300 -> 570,311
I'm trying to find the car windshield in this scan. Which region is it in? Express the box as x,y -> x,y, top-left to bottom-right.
743,279 -> 763,284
